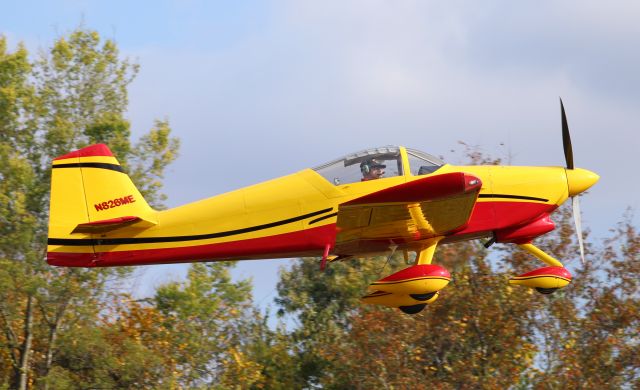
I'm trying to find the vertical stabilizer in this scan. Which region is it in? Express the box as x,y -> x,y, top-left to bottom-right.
48,144 -> 156,265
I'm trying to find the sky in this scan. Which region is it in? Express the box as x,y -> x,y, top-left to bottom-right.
2,1 -> 639,315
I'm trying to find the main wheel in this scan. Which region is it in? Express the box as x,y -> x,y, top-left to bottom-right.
536,287 -> 558,295
399,304 -> 426,315
410,292 -> 437,301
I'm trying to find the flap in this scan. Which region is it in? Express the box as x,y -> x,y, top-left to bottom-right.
335,172 -> 482,250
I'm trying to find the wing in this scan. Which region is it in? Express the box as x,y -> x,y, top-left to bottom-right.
334,172 -> 482,254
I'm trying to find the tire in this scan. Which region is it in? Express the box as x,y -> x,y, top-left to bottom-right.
398,304 -> 427,314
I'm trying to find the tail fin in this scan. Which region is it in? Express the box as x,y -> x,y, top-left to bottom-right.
48,144 -> 157,240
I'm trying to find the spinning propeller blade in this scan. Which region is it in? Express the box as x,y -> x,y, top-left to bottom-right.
572,197 -> 585,265
560,98 -> 574,170
560,98 -> 585,264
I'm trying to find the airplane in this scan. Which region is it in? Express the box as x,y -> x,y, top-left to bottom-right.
47,100 -> 599,314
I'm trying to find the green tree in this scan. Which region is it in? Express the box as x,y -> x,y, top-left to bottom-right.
0,34 -> 43,390
0,29 -> 179,389
41,295 -> 165,389
153,262 -> 255,388
226,316 -> 305,389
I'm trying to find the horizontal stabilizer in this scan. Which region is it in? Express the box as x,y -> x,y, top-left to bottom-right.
72,216 -> 156,234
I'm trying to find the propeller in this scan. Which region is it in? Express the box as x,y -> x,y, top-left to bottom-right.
560,98 -> 585,265
560,99 -> 574,170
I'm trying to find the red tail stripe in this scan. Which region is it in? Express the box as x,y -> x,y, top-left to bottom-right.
54,144 -> 114,161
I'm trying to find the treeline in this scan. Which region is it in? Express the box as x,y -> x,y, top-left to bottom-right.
1,30 -> 638,389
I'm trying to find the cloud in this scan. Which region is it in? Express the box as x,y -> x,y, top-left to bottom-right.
122,2 -> 638,233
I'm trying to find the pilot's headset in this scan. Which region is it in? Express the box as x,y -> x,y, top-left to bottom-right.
360,158 -> 382,175
360,159 -> 372,175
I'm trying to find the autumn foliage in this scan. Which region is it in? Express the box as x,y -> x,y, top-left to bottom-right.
1,29 -> 638,389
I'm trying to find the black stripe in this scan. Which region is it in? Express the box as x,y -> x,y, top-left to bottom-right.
52,162 -> 124,173
479,194 -> 548,202
48,207 -> 334,247
308,212 -> 338,225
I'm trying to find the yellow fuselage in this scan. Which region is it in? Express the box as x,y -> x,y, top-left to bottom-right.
47,143 -> 598,267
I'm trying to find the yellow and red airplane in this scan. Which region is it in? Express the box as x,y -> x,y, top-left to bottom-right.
47,101 -> 599,314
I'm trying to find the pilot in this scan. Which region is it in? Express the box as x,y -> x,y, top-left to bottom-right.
360,159 -> 386,181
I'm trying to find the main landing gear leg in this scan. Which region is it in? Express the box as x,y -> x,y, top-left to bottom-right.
510,243 -> 571,295
397,237 -> 447,315
362,236 -> 451,314
415,236 -> 444,265
517,243 -> 563,267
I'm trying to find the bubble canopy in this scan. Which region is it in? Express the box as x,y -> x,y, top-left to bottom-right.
312,146 -> 444,186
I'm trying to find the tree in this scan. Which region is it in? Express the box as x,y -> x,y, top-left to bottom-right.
276,243 -> 540,389
275,254 -> 410,387
153,262 -> 255,387
41,294 -> 173,389
224,316 -> 305,389
525,212 -> 640,389
0,29 -> 179,389
0,34 -> 41,390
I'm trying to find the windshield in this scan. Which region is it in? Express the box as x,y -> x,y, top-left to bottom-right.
313,146 -> 403,185
406,148 -> 444,176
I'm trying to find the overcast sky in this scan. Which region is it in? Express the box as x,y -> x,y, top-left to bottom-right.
3,1 -> 638,310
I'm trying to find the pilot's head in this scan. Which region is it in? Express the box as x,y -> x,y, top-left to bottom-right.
360,158 -> 386,180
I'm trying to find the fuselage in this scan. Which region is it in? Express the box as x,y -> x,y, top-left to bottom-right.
47,144 -> 589,267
